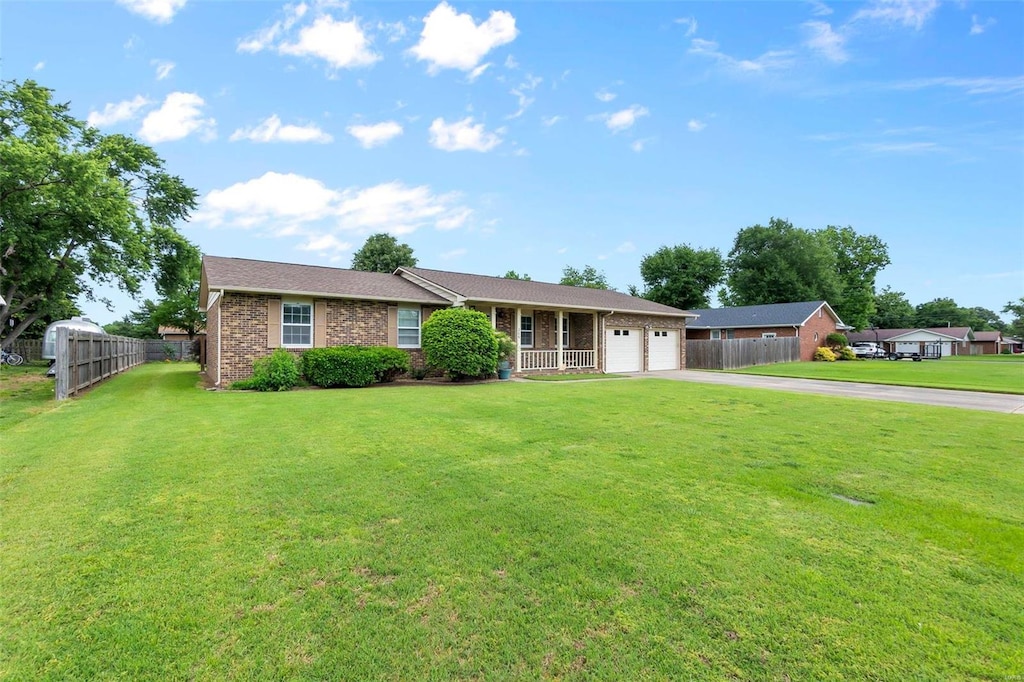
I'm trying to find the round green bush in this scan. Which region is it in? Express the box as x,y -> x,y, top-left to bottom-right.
825,332 -> 848,349
836,346 -> 858,361
421,308 -> 499,380
233,348 -> 300,391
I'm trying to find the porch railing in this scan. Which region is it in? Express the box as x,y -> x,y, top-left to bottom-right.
519,349 -> 596,371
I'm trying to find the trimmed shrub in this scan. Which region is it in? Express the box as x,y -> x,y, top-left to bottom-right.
232,348 -> 300,391
302,346 -> 410,388
813,347 -> 837,362
836,346 -> 858,361
825,332 -> 848,350
422,308 -> 499,380
495,331 -> 516,363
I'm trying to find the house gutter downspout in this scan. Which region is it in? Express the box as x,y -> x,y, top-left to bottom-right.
217,289 -> 224,387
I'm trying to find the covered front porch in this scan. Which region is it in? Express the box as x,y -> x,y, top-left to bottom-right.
469,303 -> 600,373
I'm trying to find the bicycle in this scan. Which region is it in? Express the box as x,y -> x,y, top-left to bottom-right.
1,348 -> 25,366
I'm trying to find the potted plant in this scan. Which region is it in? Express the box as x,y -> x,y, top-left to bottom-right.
495,332 -> 516,380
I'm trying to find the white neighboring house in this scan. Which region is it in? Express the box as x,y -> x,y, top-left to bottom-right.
884,329 -> 968,357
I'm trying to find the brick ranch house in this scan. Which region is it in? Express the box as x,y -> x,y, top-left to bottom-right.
847,327 -> 972,357
686,301 -> 849,362
199,256 -> 696,386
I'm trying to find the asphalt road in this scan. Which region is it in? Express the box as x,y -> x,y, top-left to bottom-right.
636,370 -> 1024,415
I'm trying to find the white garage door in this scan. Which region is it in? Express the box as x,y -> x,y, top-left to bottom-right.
649,329 -> 679,371
606,328 -> 641,373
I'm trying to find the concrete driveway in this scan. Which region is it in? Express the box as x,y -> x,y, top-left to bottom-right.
635,370 -> 1024,415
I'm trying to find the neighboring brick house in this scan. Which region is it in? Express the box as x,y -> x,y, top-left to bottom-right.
847,327 -> 972,357
158,326 -> 205,342
687,301 -> 848,362
199,256 -> 696,386
970,331 -> 1002,355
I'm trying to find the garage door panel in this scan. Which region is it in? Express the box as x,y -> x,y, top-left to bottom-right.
649,329 -> 679,371
606,328 -> 641,373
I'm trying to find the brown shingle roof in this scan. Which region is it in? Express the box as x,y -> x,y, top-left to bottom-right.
846,327 -> 972,343
200,256 -> 449,307
973,331 -> 1001,342
401,267 -> 693,317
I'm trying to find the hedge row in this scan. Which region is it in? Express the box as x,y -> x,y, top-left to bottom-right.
301,346 -> 410,388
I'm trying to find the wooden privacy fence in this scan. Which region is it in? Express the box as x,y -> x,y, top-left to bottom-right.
686,337 -> 801,370
7,338 -> 43,361
144,339 -> 198,362
54,329 -> 146,400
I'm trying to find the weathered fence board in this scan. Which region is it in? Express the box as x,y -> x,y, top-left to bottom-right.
144,339 -> 197,362
7,338 -> 43,361
55,329 -> 146,400
686,337 -> 801,370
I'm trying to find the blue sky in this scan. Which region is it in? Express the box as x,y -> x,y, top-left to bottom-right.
5,0 -> 1023,325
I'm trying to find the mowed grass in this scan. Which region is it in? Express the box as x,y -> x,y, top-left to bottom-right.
2,364 -> 1022,680
735,354 -> 1024,394
0,362 -> 59,430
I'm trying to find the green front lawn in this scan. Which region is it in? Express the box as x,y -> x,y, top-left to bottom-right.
734,356 -> 1024,394
2,364 -> 1022,679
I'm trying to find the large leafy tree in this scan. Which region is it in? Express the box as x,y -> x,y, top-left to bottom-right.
638,244 -> 724,310
560,265 -> 612,290
148,226 -> 205,339
503,270 -> 531,281
821,225 -> 890,331
870,286 -> 915,329
914,298 -> 972,329
350,233 -> 417,273
0,79 -> 197,348
720,218 -> 841,307
1003,298 -> 1024,339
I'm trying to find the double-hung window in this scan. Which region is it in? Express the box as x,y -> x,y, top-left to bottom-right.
397,307 -> 421,348
711,329 -> 721,340
282,302 -> 312,347
520,315 -> 534,348
560,317 -> 570,347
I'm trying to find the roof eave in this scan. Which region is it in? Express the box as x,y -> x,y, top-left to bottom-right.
208,284 -> 447,306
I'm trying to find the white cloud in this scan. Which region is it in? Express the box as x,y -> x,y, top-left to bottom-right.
467,62 -> 491,82
616,241 -> 636,253
279,15 -> 380,69
858,141 -> 943,154
541,115 -> 565,127
439,248 -> 468,260
152,59 -> 175,80
808,0 -> 833,16
674,17 -> 698,36
197,173 -> 471,238
298,234 -> 351,254
346,121 -> 403,148
377,19 -> 407,43
886,76 -> 1024,96
630,138 -> 652,152
230,115 -> 333,143
116,0 -> 186,23
687,119 -> 706,132
803,21 -> 848,63
970,15 -> 996,36
595,88 -> 617,103
851,0 -> 939,30
238,2 -> 309,53
33,61 -> 45,71
138,92 -> 215,143
409,1 -> 518,74
508,74 -> 542,119
593,105 -> 649,133
504,54 -> 519,69
87,95 -> 151,128
429,116 -> 503,152
689,38 -> 795,73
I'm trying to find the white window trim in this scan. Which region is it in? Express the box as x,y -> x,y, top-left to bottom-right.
762,332 -> 777,339
710,329 -> 721,340
520,314 -> 534,349
560,316 -> 570,347
397,307 -> 421,349
282,300 -> 313,348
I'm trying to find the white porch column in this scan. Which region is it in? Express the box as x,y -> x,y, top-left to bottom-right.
491,305 -> 497,329
557,310 -> 565,370
515,307 -> 522,372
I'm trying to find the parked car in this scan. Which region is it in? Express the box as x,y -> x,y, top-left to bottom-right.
851,342 -> 886,359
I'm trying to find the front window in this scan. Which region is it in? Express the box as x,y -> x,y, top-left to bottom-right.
726,329 -> 736,340
560,317 -> 569,347
282,303 -> 312,347
398,307 -> 421,348
520,315 -> 534,348
710,329 -> 721,340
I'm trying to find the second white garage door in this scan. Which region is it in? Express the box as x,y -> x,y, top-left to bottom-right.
648,329 -> 679,370
606,328 -> 641,372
